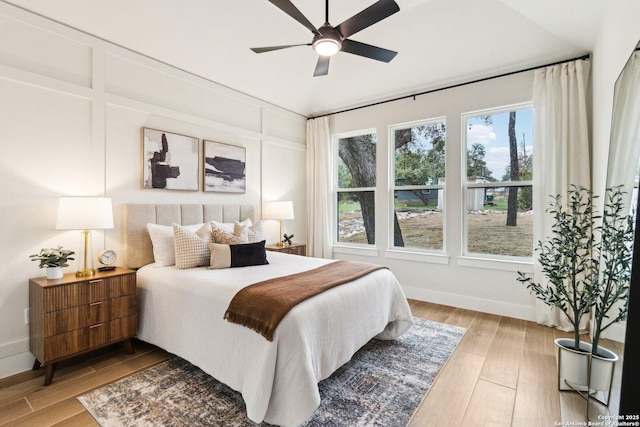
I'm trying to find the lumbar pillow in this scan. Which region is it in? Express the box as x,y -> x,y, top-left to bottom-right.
208,240 -> 269,269
173,223 -> 214,269
147,222 -> 204,266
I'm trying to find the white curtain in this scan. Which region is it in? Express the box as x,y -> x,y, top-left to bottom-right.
306,116 -> 333,258
606,51 -> 640,213
532,58 -> 592,330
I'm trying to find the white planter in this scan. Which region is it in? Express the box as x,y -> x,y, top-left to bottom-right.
46,266 -> 63,280
555,337 -> 618,405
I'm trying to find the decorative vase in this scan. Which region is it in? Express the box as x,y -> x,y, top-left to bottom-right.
46,266 -> 63,280
555,337 -> 618,405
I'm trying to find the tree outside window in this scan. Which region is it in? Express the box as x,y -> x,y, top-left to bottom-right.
336,132 -> 376,245
391,119 -> 446,250
464,105 -> 534,258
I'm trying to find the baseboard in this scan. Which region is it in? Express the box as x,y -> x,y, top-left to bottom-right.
0,338 -> 32,379
403,286 -> 630,344
402,285 -> 537,323
0,351 -> 33,379
0,337 -> 29,359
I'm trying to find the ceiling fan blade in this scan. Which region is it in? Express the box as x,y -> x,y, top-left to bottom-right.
341,39 -> 397,62
314,56 -> 330,77
268,0 -> 320,35
335,0 -> 400,39
251,43 -> 310,53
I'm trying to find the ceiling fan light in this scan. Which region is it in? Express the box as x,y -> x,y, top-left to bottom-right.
313,38 -> 341,56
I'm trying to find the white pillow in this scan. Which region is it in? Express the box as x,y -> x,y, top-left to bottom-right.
211,218 -> 252,234
147,222 -> 204,266
236,220 -> 264,243
173,223 -> 214,269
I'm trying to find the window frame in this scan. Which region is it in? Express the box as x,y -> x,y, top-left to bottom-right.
461,102 -> 534,262
389,117 -> 447,254
333,128 -> 378,249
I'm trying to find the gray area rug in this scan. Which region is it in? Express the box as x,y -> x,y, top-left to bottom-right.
78,318 -> 465,426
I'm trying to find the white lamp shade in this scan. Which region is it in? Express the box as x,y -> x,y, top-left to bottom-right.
262,201 -> 294,220
56,197 -> 114,230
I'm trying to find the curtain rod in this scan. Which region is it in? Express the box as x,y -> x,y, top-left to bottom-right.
309,53 -> 591,119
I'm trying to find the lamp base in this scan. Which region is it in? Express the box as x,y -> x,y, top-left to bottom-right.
76,229 -> 95,278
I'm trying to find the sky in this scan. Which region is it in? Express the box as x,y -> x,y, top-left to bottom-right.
466,108 -> 534,180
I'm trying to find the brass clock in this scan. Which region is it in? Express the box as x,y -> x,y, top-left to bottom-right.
97,249 -> 117,271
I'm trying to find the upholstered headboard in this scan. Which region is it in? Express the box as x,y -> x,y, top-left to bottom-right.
125,204 -> 255,269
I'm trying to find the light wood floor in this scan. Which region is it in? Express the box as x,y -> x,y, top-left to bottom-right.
0,300 -> 624,426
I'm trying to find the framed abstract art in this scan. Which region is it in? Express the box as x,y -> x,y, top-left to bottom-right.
203,140 -> 246,193
142,128 -> 199,190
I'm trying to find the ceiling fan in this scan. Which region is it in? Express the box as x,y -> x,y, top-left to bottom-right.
251,0 -> 400,77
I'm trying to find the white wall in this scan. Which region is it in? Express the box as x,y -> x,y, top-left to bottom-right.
0,3 -> 307,378
330,71 -> 538,321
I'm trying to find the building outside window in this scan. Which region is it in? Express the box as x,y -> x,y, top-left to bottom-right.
463,103 -> 534,258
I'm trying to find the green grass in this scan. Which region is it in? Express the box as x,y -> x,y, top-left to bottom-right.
338,202 -> 361,212
484,200 -> 508,210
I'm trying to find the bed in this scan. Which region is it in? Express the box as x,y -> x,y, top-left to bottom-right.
125,203 -> 413,426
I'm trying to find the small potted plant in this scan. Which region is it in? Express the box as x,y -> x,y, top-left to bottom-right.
30,246 -> 75,279
517,185 -> 632,405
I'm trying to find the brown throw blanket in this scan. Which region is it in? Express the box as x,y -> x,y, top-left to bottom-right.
224,260 -> 388,341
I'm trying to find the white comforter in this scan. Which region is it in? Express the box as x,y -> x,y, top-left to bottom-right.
136,251 -> 413,426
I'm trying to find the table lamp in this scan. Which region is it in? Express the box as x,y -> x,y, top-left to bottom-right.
262,201 -> 294,247
56,197 -> 114,277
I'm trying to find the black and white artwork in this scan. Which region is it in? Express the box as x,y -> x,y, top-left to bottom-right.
143,128 -> 199,190
204,140 -> 246,193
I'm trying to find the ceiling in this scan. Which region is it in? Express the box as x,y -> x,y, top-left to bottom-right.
6,0 -> 604,117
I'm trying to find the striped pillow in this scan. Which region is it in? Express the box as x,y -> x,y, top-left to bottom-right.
173,222 -> 214,269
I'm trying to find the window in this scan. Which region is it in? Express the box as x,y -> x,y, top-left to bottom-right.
335,130 -> 377,245
391,119 -> 446,251
463,104 -> 533,258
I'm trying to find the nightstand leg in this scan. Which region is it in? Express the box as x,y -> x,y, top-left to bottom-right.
32,359 -> 41,371
44,363 -> 57,386
122,338 -> 135,355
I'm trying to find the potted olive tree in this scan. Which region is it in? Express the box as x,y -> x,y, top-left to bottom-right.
517,185 -> 632,405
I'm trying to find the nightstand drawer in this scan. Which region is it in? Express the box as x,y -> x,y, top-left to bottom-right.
42,295 -> 136,337
42,314 -> 137,361
109,314 -> 138,341
41,275 -> 136,312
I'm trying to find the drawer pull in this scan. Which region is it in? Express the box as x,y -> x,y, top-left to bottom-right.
89,280 -> 103,285
90,301 -> 104,306
89,323 -> 103,329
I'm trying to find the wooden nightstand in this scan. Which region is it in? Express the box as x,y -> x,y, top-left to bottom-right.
29,268 -> 137,385
265,243 -> 306,256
